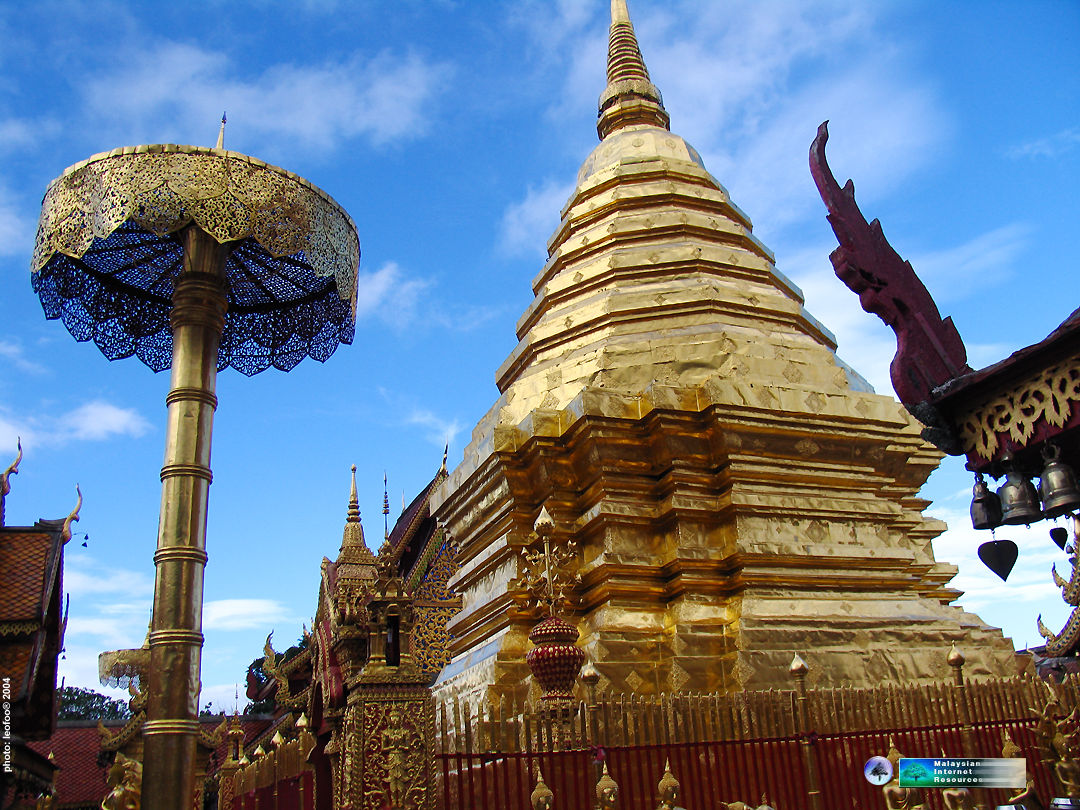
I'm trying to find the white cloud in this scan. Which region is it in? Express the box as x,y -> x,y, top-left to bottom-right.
928,504 -> 1072,644
82,41 -> 449,153
0,399 -> 152,452
908,224 -> 1030,301
407,409 -> 462,450
784,244 -> 897,393
203,598 -> 292,631
695,67 -> 943,235
0,118 -> 37,152
0,340 -> 46,374
783,223 -> 1029,390
0,182 -> 34,257
1007,127 -> 1080,160
0,413 -> 28,453
499,180 -> 573,258
64,555 -> 154,599
527,2 -> 945,240
199,682 -> 247,716
355,262 -> 430,324
64,400 -> 152,441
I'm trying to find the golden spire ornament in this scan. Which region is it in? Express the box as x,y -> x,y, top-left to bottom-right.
31,133 -> 359,810
598,0 -> 669,138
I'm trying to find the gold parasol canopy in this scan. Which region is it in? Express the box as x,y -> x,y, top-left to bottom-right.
30,141 -> 360,809
31,144 -> 360,375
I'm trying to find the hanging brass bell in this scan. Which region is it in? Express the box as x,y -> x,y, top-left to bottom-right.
970,473 -> 1002,530
1040,444 -> 1080,519
999,469 -> 1042,525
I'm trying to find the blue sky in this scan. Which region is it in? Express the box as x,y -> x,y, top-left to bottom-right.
0,1 -> 1077,712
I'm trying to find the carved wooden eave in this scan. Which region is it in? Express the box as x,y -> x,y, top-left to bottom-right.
930,307 -> 1080,475
812,123 -> 1080,476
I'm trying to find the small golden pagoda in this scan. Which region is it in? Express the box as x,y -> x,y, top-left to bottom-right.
430,0 -> 1017,700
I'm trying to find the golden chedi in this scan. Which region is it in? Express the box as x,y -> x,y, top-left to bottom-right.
431,0 -> 1016,701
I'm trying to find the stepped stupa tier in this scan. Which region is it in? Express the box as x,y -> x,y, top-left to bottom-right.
430,0 -> 1016,700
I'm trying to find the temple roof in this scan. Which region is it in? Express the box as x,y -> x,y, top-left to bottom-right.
0,518 -> 69,741
26,716 -> 275,808
386,458 -> 448,580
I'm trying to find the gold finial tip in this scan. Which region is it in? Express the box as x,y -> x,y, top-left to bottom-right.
789,652 -> 808,676
296,712 -> 309,729
351,464 -> 356,472
611,0 -> 630,23
947,643 -> 965,666
271,730 -> 284,747
215,112 -> 226,150
533,505 -> 554,534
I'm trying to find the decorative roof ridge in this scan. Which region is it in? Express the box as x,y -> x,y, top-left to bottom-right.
597,0 -> 669,140
0,438 -> 21,527
385,461 -> 450,566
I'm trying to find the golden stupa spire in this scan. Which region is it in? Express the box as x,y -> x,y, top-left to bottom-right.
340,464 -> 370,556
597,0 -> 669,139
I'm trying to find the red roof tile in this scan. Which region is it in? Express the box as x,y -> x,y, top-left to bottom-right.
0,531 -> 51,621
27,723 -> 112,806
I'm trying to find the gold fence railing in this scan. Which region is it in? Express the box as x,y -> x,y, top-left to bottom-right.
435,664 -> 1080,810
221,726 -> 316,810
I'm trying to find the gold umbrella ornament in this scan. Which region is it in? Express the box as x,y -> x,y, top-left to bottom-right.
31,138 -> 359,807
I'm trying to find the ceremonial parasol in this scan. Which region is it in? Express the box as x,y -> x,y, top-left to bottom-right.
32,139 -> 359,807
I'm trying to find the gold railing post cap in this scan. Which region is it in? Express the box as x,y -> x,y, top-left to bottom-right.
789,653 -> 809,676
948,644 -> 965,667
533,505 -> 554,534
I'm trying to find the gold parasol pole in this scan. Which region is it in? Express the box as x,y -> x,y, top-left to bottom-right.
32,142 -> 360,809
142,225 -> 230,804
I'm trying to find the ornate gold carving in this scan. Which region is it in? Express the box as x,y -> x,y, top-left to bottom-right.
0,620 -> 38,636
413,604 -> 458,678
261,632 -> 312,710
656,759 -> 687,810
101,752 -> 142,810
958,357 -> 1080,460
32,146 -> 359,307
358,699 -> 433,809
882,740 -> 926,810
1034,682 -> 1080,799
1038,518 -> 1080,657
510,507 -> 580,616
531,768 -> 554,810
